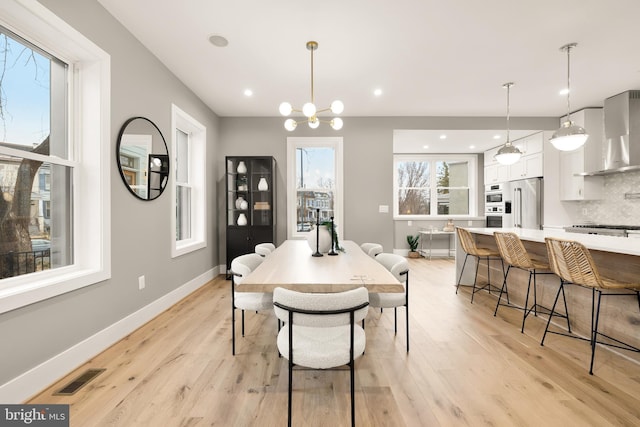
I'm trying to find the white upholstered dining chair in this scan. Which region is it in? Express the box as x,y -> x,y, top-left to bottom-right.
273,286 -> 369,427
360,242 -> 383,258
254,242 -> 276,257
230,253 -> 272,355
369,253 -> 410,352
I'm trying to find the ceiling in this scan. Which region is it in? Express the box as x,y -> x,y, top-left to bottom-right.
98,0 -> 640,124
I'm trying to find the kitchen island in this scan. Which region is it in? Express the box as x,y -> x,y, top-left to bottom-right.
455,227 -> 640,368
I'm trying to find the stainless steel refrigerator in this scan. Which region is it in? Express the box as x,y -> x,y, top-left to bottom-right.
504,178 -> 543,229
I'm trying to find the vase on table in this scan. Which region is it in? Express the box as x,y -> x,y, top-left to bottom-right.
306,224 -> 332,253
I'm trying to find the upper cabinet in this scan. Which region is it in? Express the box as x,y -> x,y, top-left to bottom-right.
483,131 -> 544,184
558,108 -> 604,200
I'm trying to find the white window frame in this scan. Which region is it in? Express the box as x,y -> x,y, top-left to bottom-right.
286,137 -> 343,240
393,154 -> 478,219
171,104 -> 206,257
0,0 -> 111,314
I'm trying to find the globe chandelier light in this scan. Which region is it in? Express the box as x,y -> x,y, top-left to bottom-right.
495,82 -> 522,165
279,41 -> 344,131
549,42 -> 589,151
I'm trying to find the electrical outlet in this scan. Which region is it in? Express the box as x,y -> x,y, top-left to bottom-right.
408,220 -> 412,226
138,275 -> 145,290
468,220 -> 473,226
582,208 -> 588,216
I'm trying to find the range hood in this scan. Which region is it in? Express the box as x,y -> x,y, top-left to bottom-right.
586,90 -> 640,175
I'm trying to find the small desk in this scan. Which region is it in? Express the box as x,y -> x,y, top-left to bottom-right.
238,240 -> 404,293
419,229 -> 455,260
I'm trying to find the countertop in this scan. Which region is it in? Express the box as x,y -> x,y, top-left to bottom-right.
464,227 -> 640,257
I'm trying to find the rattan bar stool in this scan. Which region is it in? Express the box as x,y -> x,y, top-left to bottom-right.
455,227 -> 505,303
542,237 -> 640,374
493,232 -> 568,333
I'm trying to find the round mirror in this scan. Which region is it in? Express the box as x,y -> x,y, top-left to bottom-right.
116,117 -> 170,200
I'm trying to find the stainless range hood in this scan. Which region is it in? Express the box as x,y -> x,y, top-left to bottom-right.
586,90 -> 640,175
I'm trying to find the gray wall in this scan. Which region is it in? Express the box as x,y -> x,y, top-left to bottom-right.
218,116 -> 558,259
0,0 -> 220,386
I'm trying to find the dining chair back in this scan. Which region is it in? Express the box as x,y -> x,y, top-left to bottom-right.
255,242 -> 276,257
369,253 -> 410,352
273,286 -> 369,427
230,253 -> 272,355
360,242 -> 383,258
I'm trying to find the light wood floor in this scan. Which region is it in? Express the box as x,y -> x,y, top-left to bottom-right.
29,258 -> 640,426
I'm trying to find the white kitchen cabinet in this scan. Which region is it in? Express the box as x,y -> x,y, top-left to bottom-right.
484,162 -> 509,184
483,146 -> 499,167
508,152 -> 543,180
512,132 -> 544,156
558,108 -> 604,200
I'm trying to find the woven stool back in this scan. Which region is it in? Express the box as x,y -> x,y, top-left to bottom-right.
494,232 -> 534,269
456,227 -> 481,256
544,237 -> 604,289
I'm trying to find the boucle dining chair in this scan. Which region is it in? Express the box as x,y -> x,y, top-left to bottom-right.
493,231 -> 564,333
230,253 -> 272,355
542,237 -> 640,374
369,253 -> 410,352
455,227 -> 504,303
254,242 -> 276,257
273,286 -> 369,427
360,242 -> 383,258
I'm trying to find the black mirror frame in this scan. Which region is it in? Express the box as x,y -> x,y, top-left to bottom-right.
116,116 -> 170,201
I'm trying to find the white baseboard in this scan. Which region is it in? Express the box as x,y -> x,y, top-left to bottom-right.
394,249 -> 454,258
0,267 -> 218,403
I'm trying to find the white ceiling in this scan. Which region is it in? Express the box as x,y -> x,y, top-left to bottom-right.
98,0 -> 640,123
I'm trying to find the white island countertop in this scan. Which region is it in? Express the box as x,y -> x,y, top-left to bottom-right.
465,227 -> 640,257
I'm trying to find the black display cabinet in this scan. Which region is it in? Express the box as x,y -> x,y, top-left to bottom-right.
225,156 -> 276,272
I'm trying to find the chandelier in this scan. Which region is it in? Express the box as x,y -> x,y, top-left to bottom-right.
549,43 -> 589,151
279,41 -> 344,131
494,82 -> 522,165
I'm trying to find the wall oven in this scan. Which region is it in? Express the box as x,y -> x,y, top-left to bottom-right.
485,183 -> 505,204
485,183 -> 511,228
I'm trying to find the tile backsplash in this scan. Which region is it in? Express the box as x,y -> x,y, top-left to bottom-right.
574,170 -> 640,225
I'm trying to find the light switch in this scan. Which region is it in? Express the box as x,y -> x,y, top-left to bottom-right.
378,205 -> 389,213
408,220 -> 412,226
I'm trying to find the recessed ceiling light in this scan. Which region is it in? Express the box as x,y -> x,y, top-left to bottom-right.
423,145 -> 429,149
374,88 -> 383,96
439,134 -> 447,139
493,134 -> 501,139
209,34 -> 229,47
244,89 -> 253,97
469,145 -> 475,149
559,88 -> 570,95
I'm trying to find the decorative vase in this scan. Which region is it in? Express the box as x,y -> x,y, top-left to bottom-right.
306,224 -> 332,253
236,161 -> 247,174
257,177 -> 268,191
237,213 -> 247,226
239,199 -> 248,210
443,219 -> 455,232
235,196 -> 246,209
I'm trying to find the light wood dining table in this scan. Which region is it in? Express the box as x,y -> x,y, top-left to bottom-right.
237,240 -> 404,293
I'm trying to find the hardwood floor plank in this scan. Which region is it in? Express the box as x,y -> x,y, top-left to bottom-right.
27,258 -> 640,426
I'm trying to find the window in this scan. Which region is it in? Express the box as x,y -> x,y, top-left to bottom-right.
0,0 -> 111,314
287,137 -> 343,239
394,155 -> 477,218
171,104 -> 206,257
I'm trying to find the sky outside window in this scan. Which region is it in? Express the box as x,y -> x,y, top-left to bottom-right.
0,32 -> 50,146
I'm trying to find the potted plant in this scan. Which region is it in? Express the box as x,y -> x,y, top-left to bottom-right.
407,234 -> 420,258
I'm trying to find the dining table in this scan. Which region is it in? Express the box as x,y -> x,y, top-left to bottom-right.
237,240 -> 404,293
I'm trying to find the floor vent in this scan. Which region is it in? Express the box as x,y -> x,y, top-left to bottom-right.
54,368 -> 106,396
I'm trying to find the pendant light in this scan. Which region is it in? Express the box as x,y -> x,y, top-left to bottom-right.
495,82 -> 522,165
279,41 -> 344,131
549,43 -> 589,151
